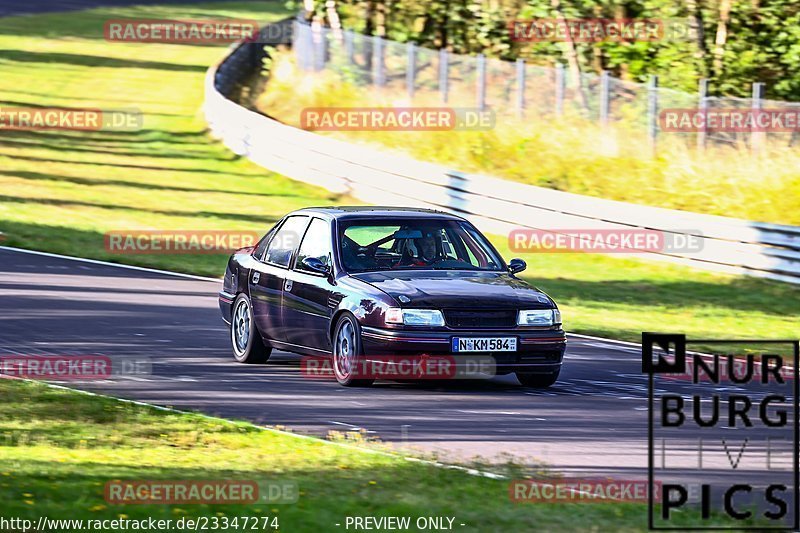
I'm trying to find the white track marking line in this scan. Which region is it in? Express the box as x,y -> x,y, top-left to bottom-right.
457,410 -> 521,415
327,420 -> 360,428
0,246 -> 221,282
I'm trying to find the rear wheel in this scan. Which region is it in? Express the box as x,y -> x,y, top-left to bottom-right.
332,313 -> 374,387
230,294 -> 271,364
516,369 -> 560,388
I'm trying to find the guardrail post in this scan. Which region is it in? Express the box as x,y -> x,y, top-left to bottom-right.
313,26 -> 326,71
555,63 -> 564,117
323,26 -> 331,69
297,22 -> 313,71
599,70 -> 610,127
647,74 -> 659,156
439,48 -> 449,103
373,36 -> 385,87
516,58 -> 525,118
406,42 -> 416,100
477,53 -> 487,111
697,78 -> 708,151
751,82 -> 765,155
344,30 -> 354,66
292,20 -> 300,67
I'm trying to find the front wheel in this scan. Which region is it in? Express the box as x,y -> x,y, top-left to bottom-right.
516,369 -> 560,388
230,294 -> 271,364
332,313 -> 374,387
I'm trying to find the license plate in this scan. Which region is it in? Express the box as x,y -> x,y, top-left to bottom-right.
451,337 -> 517,352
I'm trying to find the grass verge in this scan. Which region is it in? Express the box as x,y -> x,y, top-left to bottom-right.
0,1 -> 341,278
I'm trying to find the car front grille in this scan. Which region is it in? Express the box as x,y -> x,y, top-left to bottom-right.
443,309 -> 517,329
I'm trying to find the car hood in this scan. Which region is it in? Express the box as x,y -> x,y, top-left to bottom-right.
351,270 -> 555,309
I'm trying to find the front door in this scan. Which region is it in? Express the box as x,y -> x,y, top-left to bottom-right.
283,217 -> 336,351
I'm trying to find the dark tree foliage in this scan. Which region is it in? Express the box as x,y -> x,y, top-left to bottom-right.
311,0 -> 800,99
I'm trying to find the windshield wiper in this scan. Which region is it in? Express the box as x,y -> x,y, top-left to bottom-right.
353,266 -> 393,272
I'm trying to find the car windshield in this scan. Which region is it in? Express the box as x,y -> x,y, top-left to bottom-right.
339,219 -> 503,272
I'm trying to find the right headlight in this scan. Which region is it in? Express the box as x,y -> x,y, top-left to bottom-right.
385,308 -> 446,327
518,309 -> 561,326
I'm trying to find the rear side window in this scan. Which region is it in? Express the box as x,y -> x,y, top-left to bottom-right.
253,226 -> 277,260
265,216 -> 309,267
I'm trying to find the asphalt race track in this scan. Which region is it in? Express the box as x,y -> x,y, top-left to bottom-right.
2,246 -> 795,502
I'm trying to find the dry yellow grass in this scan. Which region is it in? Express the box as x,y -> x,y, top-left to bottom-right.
257,53 -> 800,226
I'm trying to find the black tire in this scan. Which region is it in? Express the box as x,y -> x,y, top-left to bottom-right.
332,313 -> 374,387
230,294 -> 272,364
516,369 -> 560,388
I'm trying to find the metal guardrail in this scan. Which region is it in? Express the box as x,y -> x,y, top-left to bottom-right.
203,18 -> 800,285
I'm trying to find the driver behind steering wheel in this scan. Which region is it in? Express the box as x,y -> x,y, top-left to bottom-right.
402,231 -> 442,266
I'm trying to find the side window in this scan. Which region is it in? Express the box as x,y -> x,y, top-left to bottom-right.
265,216 -> 309,267
296,218 -> 332,272
253,226 -> 277,260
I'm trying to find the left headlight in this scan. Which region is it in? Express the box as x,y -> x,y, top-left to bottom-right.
385,308 -> 445,326
518,309 -> 561,326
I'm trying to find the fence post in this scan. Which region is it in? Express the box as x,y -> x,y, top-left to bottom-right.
373,36 -> 385,87
751,82 -> 765,155
516,58 -> 525,118
647,74 -> 659,155
697,78 -> 708,151
344,30 -> 354,66
555,63 -> 564,117
439,48 -> 449,103
477,53 -> 487,111
406,42 -> 416,100
599,70 -> 610,126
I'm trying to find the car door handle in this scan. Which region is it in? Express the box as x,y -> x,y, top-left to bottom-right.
284,279 -> 293,291
252,271 -> 260,284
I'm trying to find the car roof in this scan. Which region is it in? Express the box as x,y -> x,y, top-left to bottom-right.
289,206 -> 466,222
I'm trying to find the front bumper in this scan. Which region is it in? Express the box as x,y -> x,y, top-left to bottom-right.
360,326 -> 566,374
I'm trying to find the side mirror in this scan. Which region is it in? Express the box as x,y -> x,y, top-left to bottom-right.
301,257 -> 331,275
508,258 -> 527,274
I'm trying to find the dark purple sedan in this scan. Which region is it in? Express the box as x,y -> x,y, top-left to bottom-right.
219,207 -> 566,387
